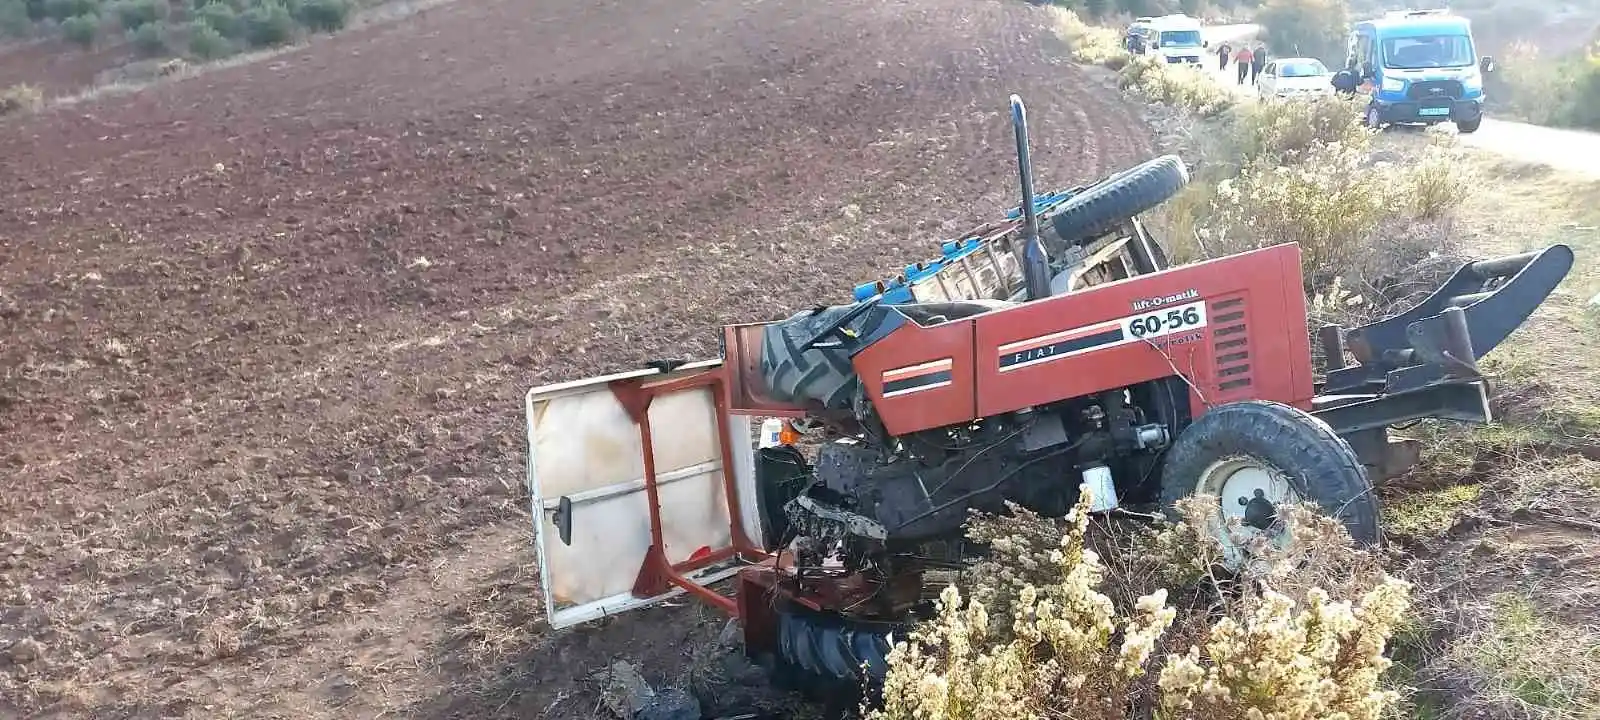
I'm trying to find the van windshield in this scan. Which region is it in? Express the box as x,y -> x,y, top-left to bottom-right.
1159,30 -> 1202,47
1382,34 -> 1474,69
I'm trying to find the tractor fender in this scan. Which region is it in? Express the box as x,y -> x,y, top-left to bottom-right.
1159,400 -> 1380,557
1043,154 -> 1189,252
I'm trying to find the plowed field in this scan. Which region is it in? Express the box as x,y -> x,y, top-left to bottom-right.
0,0 -> 1152,716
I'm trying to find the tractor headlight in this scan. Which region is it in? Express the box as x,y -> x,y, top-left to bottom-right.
1381,76 -> 1405,93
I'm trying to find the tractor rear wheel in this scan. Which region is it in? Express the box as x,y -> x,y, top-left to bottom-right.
1158,400 -> 1379,568
1042,154 -> 1189,254
769,606 -> 898,707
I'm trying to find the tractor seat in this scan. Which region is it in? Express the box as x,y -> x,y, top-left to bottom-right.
892,299 -> 1015,327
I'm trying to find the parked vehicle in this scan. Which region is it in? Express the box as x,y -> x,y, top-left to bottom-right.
1349,9 -> 1493,133
1145,14 -> 1207,65
1255,57 -> 1334,98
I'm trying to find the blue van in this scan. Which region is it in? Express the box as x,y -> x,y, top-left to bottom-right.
1349,10 -> 1494,133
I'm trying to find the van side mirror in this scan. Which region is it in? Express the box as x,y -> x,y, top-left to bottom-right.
553,495 -> 574,546
1480,55 -> 1495,73
1203,40 -> 1210,48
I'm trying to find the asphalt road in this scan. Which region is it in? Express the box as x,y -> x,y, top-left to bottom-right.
1190,23 -> 1600,179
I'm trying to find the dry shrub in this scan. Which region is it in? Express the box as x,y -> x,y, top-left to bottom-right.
1223,94 -> 1372,167
1053,9 -> 1128,68
0,83 -> 43,115
1183,132 -> 1471,299
1051,9 -> 1229,117
869,490 -> 1413,720
1118,56 -> 1236,118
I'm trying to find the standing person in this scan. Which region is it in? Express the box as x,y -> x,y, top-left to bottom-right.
1234,45 -> 1253,85
1129,31 -> 1145,55
1217,41 -> 1232,71
1250,44 -> 1267,84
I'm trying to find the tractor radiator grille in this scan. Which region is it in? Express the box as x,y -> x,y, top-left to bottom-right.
1210,296 -> 1253,394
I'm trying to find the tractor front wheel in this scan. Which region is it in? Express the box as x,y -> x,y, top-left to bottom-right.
1042,154 -> 1189,253
1158,400 -> 1379,569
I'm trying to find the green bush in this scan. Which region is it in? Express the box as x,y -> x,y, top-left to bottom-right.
60,11 -> 96,46
1486,44 -> 1600,131
187,19 -> 235,59
111,0 -> 167,31
0,0 -> 32,38
195,1 -> 242,39
295,0 -> 349,33
41,0 -> 94,22
126,19 -> 169,56
1257,0 -> 1348,64
242,1 -> 295,48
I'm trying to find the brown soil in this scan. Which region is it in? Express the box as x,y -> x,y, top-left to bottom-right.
0,0 -> 1153,716
0,38 -> 138,98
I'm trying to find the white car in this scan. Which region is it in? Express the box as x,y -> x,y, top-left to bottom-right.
1255,57 -> 1334,98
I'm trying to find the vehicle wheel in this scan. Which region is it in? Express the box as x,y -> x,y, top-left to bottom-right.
1158,401 -> 1379,569
1364,104 -> 1384,130
759,306 -> 871,411
1040,154 -> 1189,255
1456,116 -> 1482,134
772,606 -> 899,705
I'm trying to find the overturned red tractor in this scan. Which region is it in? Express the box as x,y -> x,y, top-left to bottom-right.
524,96 -> 1572,702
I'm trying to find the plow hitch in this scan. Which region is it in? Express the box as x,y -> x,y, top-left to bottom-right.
1312,244 -> 1574,475
1322,244 -> 1574,395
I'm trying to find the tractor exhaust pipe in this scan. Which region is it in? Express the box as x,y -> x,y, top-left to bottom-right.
1010,95 -> 1052,301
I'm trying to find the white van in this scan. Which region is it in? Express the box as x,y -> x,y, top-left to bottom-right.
1146,15 -> 1206,65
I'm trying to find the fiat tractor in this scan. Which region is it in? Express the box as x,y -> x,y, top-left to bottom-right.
524,96 -> 1572,704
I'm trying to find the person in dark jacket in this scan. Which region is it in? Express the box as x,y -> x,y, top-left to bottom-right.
1250,44 -> 1267,84
1217,42 -> 1232,71
1331,58 -> 1361,96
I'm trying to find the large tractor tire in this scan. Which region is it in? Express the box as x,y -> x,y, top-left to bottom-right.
1158,401 -> 1379,568
759,306 -> 870,411
772,606 -> 898,706
1042,154 -> 1189,254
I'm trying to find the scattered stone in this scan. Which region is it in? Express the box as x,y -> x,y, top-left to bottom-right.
8,637 -> 45,664
635,687 -> 702,720
599,660 -> 657,719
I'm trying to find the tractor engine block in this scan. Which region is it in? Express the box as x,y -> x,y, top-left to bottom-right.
783,387 -> 1174,558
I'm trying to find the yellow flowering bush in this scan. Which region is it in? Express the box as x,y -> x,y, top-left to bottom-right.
868,488 -> 1414,720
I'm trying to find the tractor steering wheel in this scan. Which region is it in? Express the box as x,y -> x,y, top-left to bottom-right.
798,296 -> 883,353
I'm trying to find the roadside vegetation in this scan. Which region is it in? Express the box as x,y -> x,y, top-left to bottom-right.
871,8 -> 1600,720
0,0 -> 353,62
1485,43 -> 1600,130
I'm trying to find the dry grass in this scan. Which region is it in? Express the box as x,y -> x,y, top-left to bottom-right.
1368,153 -> 1600,720
1047,15 -> 1600,719
0,83 -> 43,115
